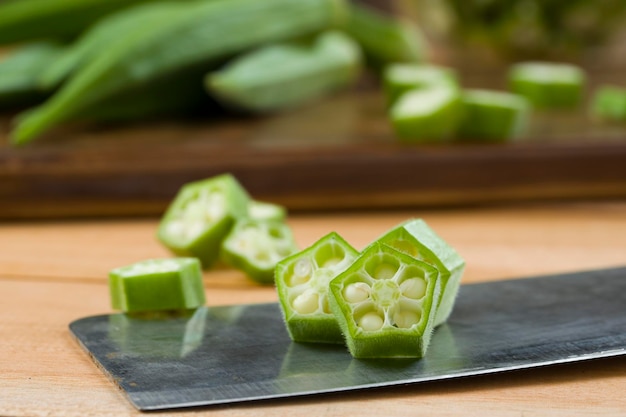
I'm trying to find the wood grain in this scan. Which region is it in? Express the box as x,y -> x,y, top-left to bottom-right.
1,202 -> 626,416
2,90 -> 626,219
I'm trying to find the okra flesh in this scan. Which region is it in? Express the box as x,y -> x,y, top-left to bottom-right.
373,219 -> 465,327
383,63 -> 458,106
221,219 -> 298,284
157,174 -> 250,268
248,200 -> 287,222
329,243 -> 440,358
109,258 -> 206,313
276,232 -> 359,344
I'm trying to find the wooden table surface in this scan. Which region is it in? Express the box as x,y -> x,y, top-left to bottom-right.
1,201 -> 626,416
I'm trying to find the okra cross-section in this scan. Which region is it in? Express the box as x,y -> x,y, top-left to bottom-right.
109,258 -> 206,313
275,232 -> 359,344
221,219 -> 298,284
157,174 -> 250,268
372,218 -> 465,327
328,243 -> 441,358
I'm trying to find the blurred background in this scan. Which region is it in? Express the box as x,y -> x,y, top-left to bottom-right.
1,0 -> 625,219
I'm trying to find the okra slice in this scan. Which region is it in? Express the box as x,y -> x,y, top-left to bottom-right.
109,258 -> 206,313
328,243 -> 440,359
275,232 -> 359,344
157,174 -> 250,268
389,85 -> 462,142
590,85 -> 626,123
457,89 -> 530,141
508,61 -> 586,108
248,200 -> 287,222
372,219 -> 465,327
220,219 -> 298,284
383,63 -> 458,106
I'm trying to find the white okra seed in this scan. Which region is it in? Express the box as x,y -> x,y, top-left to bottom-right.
358,312 -> 384,331
400,278 -> 427,299
343,282 -> 370,303
393,309 -> 421,329
292,290 -> 319,314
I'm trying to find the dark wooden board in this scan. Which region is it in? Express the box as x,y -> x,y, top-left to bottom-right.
1,90 -> 626,219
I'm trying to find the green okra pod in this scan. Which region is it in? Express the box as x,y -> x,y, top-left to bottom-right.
206,30 -> 362,113
0,0 -> 166,45
0,42 -> 64,109
11,0 -> 348,145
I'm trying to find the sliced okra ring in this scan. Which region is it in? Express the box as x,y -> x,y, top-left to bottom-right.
328,243 -> 441,359
382,63 -> 458,106
220,218 -> 298,284
389,85 -> 462,143
248,200 -> 287,222
108,257 -> 206,314
370,218 -> 465,327
275,232 -> 359,344
457,89 -> 530,142
508,61 -> 586,108
157,174 -> 250,268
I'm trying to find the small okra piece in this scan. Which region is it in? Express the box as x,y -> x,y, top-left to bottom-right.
248,200 -> 287,222
220,218 -> 298,284
109,257 -> 206,313
372,218 -> 465,327
328,243 -> 441,359
383,63 -> 458,106
389,85 -> 462,143
457,89 -> 530,141
508,61 -> 586,108
157,174 -> 250,268
275,232 -> 359,344
590,85 -> 626,123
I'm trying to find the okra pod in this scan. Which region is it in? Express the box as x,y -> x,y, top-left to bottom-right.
0,0 -> 165,45
248,200 -> 287,222
11,0 -> 348,144
0,42 -> 64,109
383,63 -> 458,106
328,243 -> 441,359
206,30 -> 362,113
275,232 -> 359,344
344,2 -> 428,68
157,174 -> 250,269
109,258 -> 206,313
220,219 -> 298,284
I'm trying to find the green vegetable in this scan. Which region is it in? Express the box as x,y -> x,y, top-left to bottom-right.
206,30 -> 362,113
275,232 -> 359,344
389,85 -> 462,142
0,42 -> 64,109
371,219 -> 465,327
508,61 -> 586,108
0,0 -> 167,45
157,174 -> 250,269
328,242 -> 441,358
248,200 -> 287,222
344,2 -> 428,69
457,89 -> 530,141
10,0 -> 348,145
38,2 -> 188,90
383,63 -> 458,106
220,218 -> 298,284
590,85 -> 626,122
109,257 -> 206,313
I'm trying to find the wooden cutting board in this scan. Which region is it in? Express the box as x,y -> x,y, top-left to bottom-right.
1,89 -> 626,219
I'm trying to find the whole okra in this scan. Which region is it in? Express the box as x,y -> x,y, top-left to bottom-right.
0,0 -> 167,45
206,30 -> 362,113
11,0 -> 348,145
